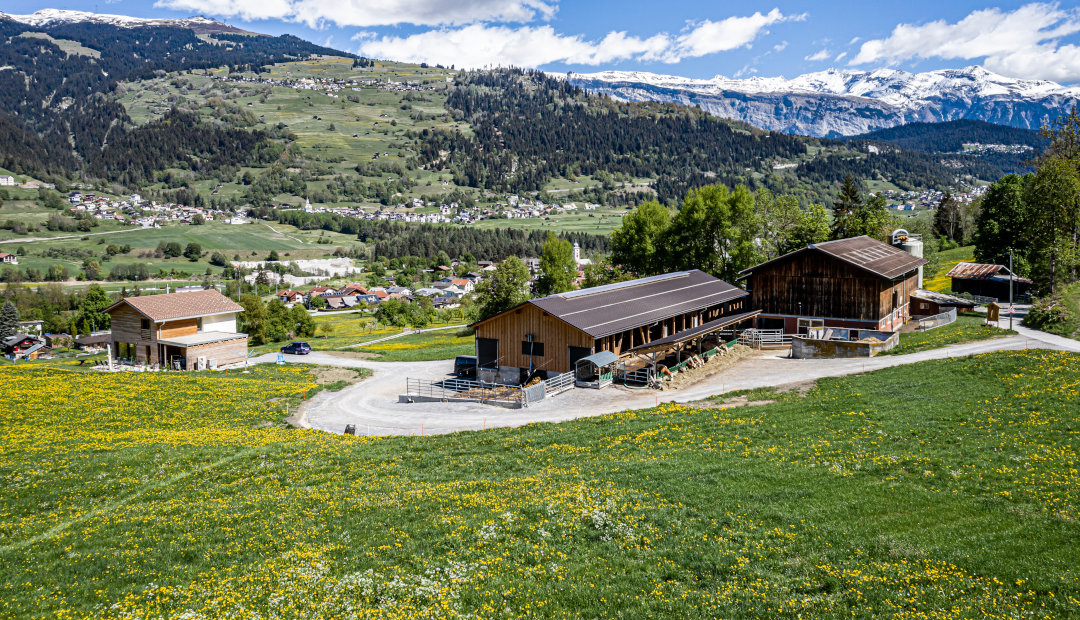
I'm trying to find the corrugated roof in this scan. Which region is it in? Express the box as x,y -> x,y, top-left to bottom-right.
577,350 -> 620,368
526,270 -> 749,338
945,262 -> 1006,280
741,236 -> 927,280
909,289 -> 977,307
106,290 -> 244,322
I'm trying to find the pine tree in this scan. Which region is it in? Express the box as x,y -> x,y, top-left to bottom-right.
0,301 -> 19,338
831,175 -> 862,239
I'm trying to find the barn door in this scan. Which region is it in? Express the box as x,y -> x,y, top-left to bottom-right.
477,338 -> 499,369
568,346 -> 591,371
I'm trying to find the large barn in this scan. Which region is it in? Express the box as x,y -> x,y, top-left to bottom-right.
740,236 -> 927,333
470,270 -> 757,381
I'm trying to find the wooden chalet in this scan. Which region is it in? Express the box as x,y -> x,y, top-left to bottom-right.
469,270 -> 757,380
740,236 -> 928,333
105,290 -> 247,370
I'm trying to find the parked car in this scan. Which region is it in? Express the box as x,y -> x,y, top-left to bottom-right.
454,354 -> 477,378
281,341 -> 312,355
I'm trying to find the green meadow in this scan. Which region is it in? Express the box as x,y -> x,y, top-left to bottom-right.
1,350 -> 1078,617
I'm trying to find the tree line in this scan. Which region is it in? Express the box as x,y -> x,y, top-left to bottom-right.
972,108 -> 1080,295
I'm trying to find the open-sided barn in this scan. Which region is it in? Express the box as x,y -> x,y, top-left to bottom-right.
469,270 -> 757,381
946,262 -> 1033,301
740,236 -> 927,333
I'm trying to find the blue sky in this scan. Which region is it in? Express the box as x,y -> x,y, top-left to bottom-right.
8,1 -> 1080,82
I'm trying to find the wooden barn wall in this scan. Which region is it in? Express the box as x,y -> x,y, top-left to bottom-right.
750,254 -> 896,321
474,297 -> 750,374
473,304 -> 593,374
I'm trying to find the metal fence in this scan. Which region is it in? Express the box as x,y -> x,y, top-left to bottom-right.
916,307 -> 957,331
404,377 -> 525,407
544,371 -> 575,396
404,371 -> 577,408
737,328 -> 793,349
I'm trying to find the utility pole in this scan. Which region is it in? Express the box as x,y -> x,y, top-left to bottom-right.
1008,248 -> 1014,331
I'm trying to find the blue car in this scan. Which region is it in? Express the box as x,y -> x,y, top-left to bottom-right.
280,341 -> 312,355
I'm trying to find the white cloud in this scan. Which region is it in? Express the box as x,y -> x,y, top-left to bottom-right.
354,9 -> 798,67
834,51 -> 847,62
153,0 -> 557,27
804,48 -> 829,61
851,2 -> 1080,81
773,41 -> 788,52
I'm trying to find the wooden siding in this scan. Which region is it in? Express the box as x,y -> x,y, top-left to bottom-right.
159,318 -> 198,339
108,305 -> 160,364
473,304 -> 593,374
473,297 -> 750,374
186,338 -> 248,367
749,252 -> 917,323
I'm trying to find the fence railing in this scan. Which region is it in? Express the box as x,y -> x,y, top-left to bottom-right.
916,307 -> 957,331
544,371 -> 575,396
404,377 -> 524,406
738,328 -> 792,349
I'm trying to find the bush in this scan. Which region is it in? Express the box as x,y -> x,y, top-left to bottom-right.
1023,295 -> 1073,330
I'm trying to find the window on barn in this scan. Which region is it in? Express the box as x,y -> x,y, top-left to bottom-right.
521,341 -> 545,357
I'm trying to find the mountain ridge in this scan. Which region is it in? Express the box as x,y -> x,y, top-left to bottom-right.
0,8 -> 252,34
562,66 -> 1080,137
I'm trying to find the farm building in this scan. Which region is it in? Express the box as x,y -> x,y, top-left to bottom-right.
469,270 -> 757,381
740,236 -> 928,333
946,262 -> 1033,301
909,289 -> 977,316
105,290 -> 248,370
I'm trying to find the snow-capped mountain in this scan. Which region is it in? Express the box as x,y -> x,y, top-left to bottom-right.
562,66 -> 1080,137
0,9 -> 249,34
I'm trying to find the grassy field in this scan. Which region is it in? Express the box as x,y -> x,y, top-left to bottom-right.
7,219 -> 365,279
351,326 -> 474,361
251,314 -> 468,355
881,314 -> 1017,355
1,350 -> 1079,617
924,245 -> 975,292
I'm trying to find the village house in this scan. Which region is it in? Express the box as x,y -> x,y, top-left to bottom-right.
276,290 -> 305,306
0,252 -> 18,265
105,290 -> 247,370
740,236 -> 927,333
2,334 -> 49,360
946,262 -> 1033,301
470,270 -> 757,381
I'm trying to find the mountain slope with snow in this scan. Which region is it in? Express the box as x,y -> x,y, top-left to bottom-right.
563,67 -> 1080,137
0,9 -> 250,34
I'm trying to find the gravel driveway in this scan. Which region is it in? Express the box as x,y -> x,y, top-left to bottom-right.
253,310 -> 1080,436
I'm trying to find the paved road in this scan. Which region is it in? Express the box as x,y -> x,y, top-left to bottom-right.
256,310 -> 1080,437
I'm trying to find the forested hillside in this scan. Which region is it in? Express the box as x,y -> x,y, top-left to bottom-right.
850,119 -> 1048,153
419,70 -> 1036,205
0,16 -> 351,180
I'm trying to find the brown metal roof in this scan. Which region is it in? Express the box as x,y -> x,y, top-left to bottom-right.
521,270 -> 749,338
945,262 -> 1005,280
105,290 -> 244,322
741,235 -> 927,280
